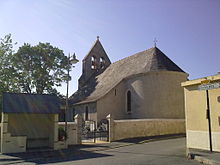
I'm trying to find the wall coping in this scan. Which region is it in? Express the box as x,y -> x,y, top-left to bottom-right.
182,74 -> 220,87
58,122 -> 76,125
114,119 -> 185,122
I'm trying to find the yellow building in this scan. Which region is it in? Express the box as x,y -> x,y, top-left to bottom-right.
182,74 -> 220,152
0,93 -> 65,153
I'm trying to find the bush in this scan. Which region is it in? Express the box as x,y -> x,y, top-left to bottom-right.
58,127 -> 67,141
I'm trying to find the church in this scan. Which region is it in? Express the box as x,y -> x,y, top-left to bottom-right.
69,37 -> 188,124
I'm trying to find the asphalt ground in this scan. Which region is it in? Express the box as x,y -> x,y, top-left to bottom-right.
0,136 -> 202,165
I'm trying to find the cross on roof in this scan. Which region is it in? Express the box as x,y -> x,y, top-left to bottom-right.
153,38 -> 158,47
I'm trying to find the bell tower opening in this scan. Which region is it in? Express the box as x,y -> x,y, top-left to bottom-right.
91,56 -> 97,69
78,37 -> 111,90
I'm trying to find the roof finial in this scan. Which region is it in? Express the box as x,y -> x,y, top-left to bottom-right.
153,37 -> 158,47
97,36 -> 100,40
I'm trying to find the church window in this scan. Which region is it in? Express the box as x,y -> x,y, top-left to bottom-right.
115,89 -> 117,96
127,90 -> 131,113
100,57 -> 105,69
85,106 -> 89,120
91,56 -> 97,69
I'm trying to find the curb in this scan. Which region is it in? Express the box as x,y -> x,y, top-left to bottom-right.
81,143 -> 135,152
138,134 -> 185,144
188,153 -> 220,165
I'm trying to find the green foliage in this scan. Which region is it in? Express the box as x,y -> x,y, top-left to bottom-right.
58,126 -> 67,141
0,34 -> 20,112
0,34 -> 71,113
12,42 -> 70,94
0,34 -> 20,91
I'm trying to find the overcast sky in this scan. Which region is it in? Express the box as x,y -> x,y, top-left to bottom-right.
0,0 -> 220,95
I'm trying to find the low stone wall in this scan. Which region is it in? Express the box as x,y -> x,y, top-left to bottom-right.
58,115 -> 82,146
1,133 -> 26,153
107,116 -> 185,141
58,122 -> 78,145
1,114 -> 27,153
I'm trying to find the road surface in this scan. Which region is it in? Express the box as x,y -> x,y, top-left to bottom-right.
0,137 -> 199,165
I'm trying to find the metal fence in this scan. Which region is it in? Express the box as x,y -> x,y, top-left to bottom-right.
82,119 -> 109,143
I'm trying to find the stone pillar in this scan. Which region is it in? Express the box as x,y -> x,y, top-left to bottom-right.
53,114 -> 66,150
1,113 -> 8,133
54,114 -> 59,142
1,113 -> 8,153
74,114 -> 82,144
106,114 -> 114,142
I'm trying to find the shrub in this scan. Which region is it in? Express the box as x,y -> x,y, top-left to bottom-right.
58,127 -> 67,141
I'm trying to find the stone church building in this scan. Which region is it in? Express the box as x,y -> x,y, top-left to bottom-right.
69,37 -> 188,124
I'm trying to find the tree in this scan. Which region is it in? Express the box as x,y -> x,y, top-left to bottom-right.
0,34 -> 20,92
12,42 -> 70,94
0,34 -> 20,113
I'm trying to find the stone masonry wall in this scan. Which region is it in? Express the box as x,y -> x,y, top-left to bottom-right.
107,115 -> 185,141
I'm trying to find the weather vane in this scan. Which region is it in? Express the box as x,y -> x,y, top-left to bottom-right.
153,38 -> 158,47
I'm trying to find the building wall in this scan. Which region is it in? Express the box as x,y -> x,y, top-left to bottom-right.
8,114 -> 54,149
182,75 -> 220,152
109,118 -> 185,141
97,71 -> 187,121
1,113 -> 27,153
97,80 -> 126,121
74,102 -> 97,121
1,113 -> 67,153
8,114 -> 53,138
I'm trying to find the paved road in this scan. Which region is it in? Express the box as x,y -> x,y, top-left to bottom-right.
0,137 -> 200,165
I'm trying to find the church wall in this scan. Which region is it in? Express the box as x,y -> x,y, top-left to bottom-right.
126,71 -> 188,119
97,71 -> 188,120
74,102 -> 97,121
97,80 -> 129,121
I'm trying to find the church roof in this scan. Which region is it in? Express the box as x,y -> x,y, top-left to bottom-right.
73,46 -> 185,105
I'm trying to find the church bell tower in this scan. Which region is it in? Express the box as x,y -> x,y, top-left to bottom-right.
78,36 -> 111,89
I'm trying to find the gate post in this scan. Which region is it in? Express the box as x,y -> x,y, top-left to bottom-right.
106,114 -> 114,142
74,114 -> 82,144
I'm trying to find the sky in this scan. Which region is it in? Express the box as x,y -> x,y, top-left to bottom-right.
0,0 -> 220,96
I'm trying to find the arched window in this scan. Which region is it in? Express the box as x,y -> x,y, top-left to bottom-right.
127,90 -> 131,113
100,57 -> 105,69
91,56 -> 96,69
85,106 -> 89,120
